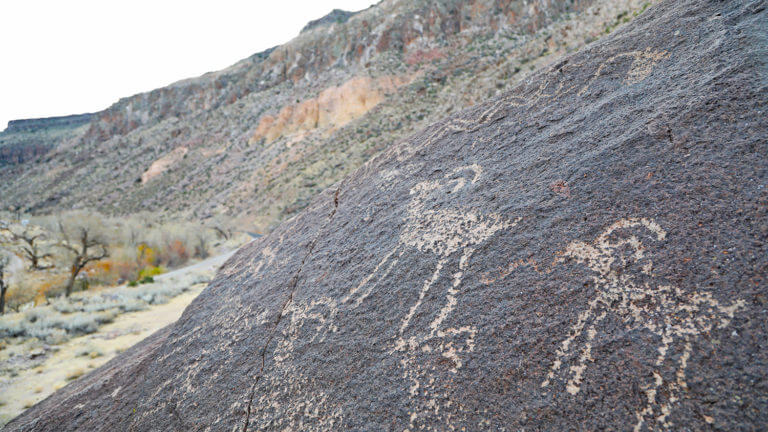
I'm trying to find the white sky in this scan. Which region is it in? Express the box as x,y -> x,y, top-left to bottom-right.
0,0 -> 379,129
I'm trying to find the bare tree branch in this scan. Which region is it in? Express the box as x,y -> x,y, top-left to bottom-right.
56,225 -> 109,297
0,255 -> 9,315
1,226 -> 53,270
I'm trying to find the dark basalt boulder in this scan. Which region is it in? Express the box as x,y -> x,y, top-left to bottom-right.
6,0 -> 767,430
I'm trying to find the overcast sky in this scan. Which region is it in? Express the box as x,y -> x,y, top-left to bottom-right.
0,0 -> 379,129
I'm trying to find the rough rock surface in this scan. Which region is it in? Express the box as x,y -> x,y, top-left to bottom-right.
5,114 -> 92,134
6,0 -> 767,430
0,0 -> 652,232
300,9 -> 359,34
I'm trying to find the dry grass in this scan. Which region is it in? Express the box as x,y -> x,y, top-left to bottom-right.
65,368 -> 85,381
0,273 -> 213,345
0,249 -> 232,427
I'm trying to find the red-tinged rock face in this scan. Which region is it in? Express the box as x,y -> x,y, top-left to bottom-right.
249,75 -> 414,144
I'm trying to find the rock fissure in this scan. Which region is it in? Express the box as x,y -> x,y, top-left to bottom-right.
242,187 -> 342,431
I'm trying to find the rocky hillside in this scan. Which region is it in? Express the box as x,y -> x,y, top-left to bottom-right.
0,114 -> 91,166
0,0 -> 654,231
6,0 -> 766,430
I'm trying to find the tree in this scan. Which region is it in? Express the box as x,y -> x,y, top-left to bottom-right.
195,232 -> 210,259
57,225 -> 109,297
0,255 -> 8,315
1,226 -> 53,270
212,226 -> 231,241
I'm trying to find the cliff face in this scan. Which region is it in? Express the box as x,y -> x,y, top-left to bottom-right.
78,0 -> 591,141
5,0 -> 766,430
0,0 -> 652,231
5,114 -> 92,134
249,75 -> 413,144
0,114 -> 91,167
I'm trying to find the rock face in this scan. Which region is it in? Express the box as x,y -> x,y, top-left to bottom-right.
0,114 -> 92,166
300,9 -> 359,34
249,75 -> 413,144
5,0 -> 767,430
0,0 -> 652,231
5,114 -> 93,134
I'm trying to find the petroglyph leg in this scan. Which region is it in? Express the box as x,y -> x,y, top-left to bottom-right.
566,310 -> 606,395
633,333 -> 672,431
342,246 -> 403,307
542,297 -> 601,388
429,248 -> 474,338
397,257 -> 449,349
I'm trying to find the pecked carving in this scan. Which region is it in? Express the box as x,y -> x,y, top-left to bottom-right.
541,218 -> 744,430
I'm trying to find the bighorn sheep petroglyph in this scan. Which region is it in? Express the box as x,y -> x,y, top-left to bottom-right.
541,218 -> 744,431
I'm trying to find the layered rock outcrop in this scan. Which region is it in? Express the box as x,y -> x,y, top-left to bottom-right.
0,114 -> 91,166
141,147 -> 189,184
5,114 -> 92,134
5,0 -> 766,430
249,75 -> 412,144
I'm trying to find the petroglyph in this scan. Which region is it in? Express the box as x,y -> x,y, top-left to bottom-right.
274,296 -> 339,364
344,164 -> 520,429
243,296 -> 344,430
539,218 -> 744,431
480,257 -> 543,285
396,47 -> 669,161
579,48 -> 669,95
447,48 -> 668,141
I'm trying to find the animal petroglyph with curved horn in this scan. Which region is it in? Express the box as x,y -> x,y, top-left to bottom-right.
540,218 -> 744,431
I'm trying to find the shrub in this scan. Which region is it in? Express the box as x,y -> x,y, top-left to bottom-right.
87,258 -> 137,286
138,266 -> 164,279
66,368 -> 85,381
0,318 -> 24,338
75,345 -> 103,359
4,284 -> 36,312
119,299 -> 147,313
164,240 -> 189,267
0,305 -> 121,343
80,299 -> 120,313
136,244 -> 157,268
26,325 -> 67,344
51,299 -> 78,314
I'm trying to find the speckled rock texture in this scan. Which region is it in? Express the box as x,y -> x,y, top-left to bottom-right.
5,0 -> 767,430
0,0 -> 652,231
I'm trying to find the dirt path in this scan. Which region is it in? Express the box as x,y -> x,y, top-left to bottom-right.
0,251 -> 235,425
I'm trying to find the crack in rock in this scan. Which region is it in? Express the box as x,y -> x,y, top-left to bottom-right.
242,187 -> 342,431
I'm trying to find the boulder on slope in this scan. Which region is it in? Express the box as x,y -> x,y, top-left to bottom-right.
5,0 -> 767,430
